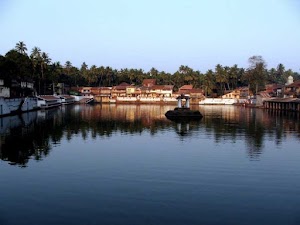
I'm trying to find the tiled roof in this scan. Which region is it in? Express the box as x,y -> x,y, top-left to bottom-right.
258,91 -> 271,98
142,79 -> 156,87
179,85 -> 193,90
285,80 -> 300,88
151,85 -> 173,90
190,88 -> 204,93
178,88 -> 203,95
38,95 -> 60,100
60,95 -> 75,100
264,97 -> 300,103
118,82 -> 130,86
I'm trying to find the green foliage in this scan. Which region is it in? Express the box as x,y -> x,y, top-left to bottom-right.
0,43 -> 299,96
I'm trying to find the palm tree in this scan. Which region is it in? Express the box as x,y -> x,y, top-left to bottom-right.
80,62 -> 88,86
215,64 -> 227,95
49,62 -> 62,93
203,70 -> 215,96
149,67 -> 159,78
276,63 -> 285,83
15,41 -> 27,55
41,52 -> 51,93
41,52 -> 51,78
228,64 -> 239,90
65,61 -> 72,75
89,65 -> 97,86
30,47 -> 42,94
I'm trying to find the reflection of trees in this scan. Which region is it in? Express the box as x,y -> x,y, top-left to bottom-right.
0,110 -> 63,167
198,106 -> 300,158
1,105 -> 300,166
201,107 -> 268,158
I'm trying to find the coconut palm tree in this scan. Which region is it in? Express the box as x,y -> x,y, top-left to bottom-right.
228,64 -> 239,90
41,52 -> 51,79
203,70 -> 216,96
30,47 -> 42,93
80,62 -> 88,86
65,61 -> 72,75
215,64 -> 227,95
40,52 -> 51,93
31,47 -> 41,62
15,41 -> 27,55
276,63 -> 285,83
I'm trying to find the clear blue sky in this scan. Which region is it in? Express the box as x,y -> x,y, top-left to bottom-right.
1,0 -> 299,73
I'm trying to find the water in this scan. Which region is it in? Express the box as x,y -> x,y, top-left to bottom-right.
0,104 -> 300,225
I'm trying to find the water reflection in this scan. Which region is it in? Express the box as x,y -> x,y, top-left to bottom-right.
199,105 -> 300,158
0,104 -> 299,166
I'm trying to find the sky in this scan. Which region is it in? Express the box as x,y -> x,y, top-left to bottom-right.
0,0 -> 300,73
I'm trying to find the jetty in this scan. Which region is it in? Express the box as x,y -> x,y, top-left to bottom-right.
263,98 -> 300,112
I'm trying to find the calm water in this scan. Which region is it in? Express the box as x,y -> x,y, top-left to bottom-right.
0,104 -> 300,225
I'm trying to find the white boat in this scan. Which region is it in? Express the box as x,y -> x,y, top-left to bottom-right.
0,97 -> 38,117
59,95 -> 75,105
37,95 -> 61,109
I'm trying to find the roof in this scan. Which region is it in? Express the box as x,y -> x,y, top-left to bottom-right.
118,82 -> 130,86
90,87 -> 112,90
60,95 -> 75,100
142,79 -> 156,87
179,85 -> 193,90
258,91 -> 271,98
264,97 -> 300,103
285,80 -> 300,88
38,95 -> 60,100
176,94 -> 190,100
113,83 -> 131,90
265,84 -> 283,89
237,87 -> 249,91
178,88 -> 203,95
151,85 -> 173,90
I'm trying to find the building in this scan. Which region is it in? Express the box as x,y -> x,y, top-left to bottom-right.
222,87 -> 251,99
0,79 -> 10,98
265,84 -> 283,97
142,79 -> 156,87
284,80 -> 300,98
111,82 -> 131,97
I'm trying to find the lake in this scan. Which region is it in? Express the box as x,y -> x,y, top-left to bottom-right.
0,104 -> 300,225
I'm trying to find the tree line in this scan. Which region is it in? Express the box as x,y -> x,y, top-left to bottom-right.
0,41 -> 299,96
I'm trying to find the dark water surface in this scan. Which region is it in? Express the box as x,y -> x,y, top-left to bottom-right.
1,104 -> 300,225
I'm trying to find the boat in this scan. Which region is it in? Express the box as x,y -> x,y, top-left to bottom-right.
37,95 -> 61,109
59,95 -> 75,105
165,94 -> 203,121
0,97 -> 39,117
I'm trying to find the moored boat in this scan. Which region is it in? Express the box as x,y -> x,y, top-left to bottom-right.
37,95 -> 61,109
